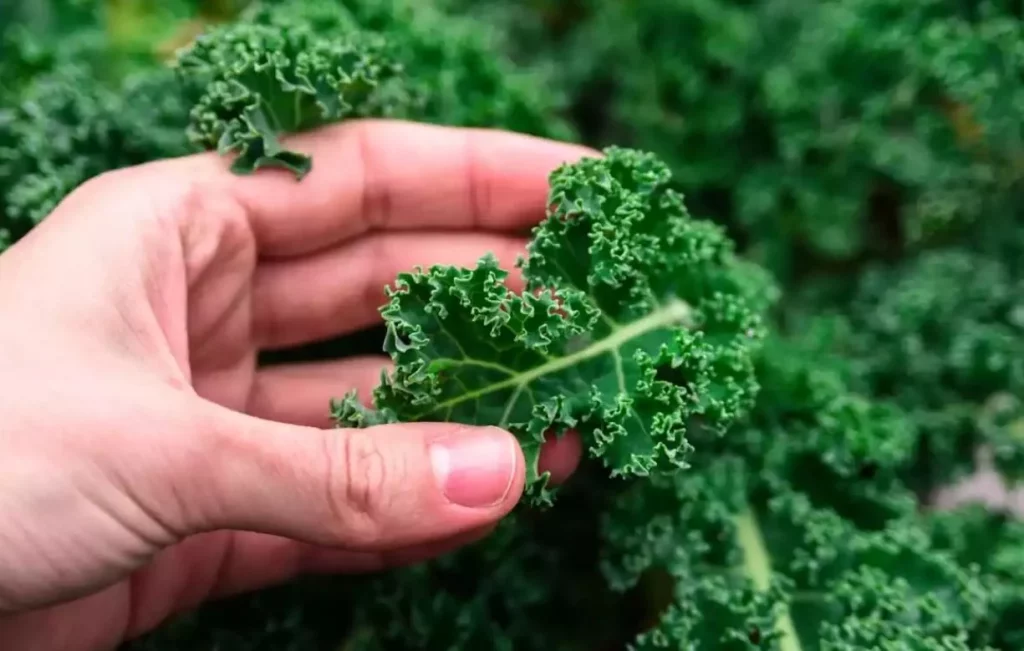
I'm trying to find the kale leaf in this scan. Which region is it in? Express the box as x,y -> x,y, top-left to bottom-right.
173,3 -> 406,178
333,147 -> 769,503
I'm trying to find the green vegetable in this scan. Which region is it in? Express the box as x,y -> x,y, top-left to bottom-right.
843,250 -> 1024,488
334,147 -> 768,503
1,0 -> 1023,649
174,3 -> 406,177
0,64 -> 192,238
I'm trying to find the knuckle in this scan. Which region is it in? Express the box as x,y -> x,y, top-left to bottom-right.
173,174 -> 251,247
325,430 -> 406,546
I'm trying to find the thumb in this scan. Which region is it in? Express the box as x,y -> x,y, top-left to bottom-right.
187,403 -> 525,550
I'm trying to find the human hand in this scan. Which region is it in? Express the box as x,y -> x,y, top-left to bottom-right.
0,120 -> 591,650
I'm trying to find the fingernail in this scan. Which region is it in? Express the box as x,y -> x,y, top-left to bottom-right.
430,428 -> 517,508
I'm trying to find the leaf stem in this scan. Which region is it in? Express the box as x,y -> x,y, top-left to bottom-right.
734,509 -> 802,651
415,297 -> 693,419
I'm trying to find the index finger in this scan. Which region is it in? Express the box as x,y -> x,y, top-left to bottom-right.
182,119 -> 598,257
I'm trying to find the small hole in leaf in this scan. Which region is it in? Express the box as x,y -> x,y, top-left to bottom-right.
748,627 -> 761,645
858,462 -> 879,480
655,364 -> 688,386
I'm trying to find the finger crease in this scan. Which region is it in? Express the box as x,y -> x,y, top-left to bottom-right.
209,531 -> 239,599
324,432 -> 348,532
357,125 -> 394,233
464,132 -> 486,231
124,566 -> 149,639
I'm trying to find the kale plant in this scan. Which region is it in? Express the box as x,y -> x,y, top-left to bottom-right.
1,0 -> 1023,650
334,147 -> 770,504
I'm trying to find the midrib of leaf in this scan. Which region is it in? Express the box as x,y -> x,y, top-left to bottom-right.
413,297 -> 693,421
734,509 -> 803,651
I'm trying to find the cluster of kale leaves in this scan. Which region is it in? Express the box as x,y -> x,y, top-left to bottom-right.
2,1 -> 1023,649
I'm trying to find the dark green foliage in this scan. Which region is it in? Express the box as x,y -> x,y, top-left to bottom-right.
0,0 -> 199,249
2,1 -> 1023,650
0,0 -> 570,253
924,504 -> 1024,649
245,0 -> 576,142
0,64 -> 193,242
170,0 -> 574,179
785,249 -> 1024,493
174,2 -> 407,177
462,0 -> 1024,282
842,250 -> 1024,487
322,0 -> 576,141
334,148 -> 769,503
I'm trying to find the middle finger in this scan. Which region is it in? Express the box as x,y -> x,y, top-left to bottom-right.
251,231 -> 528,350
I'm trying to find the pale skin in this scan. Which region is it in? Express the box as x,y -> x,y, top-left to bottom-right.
0,120 -> 592,650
